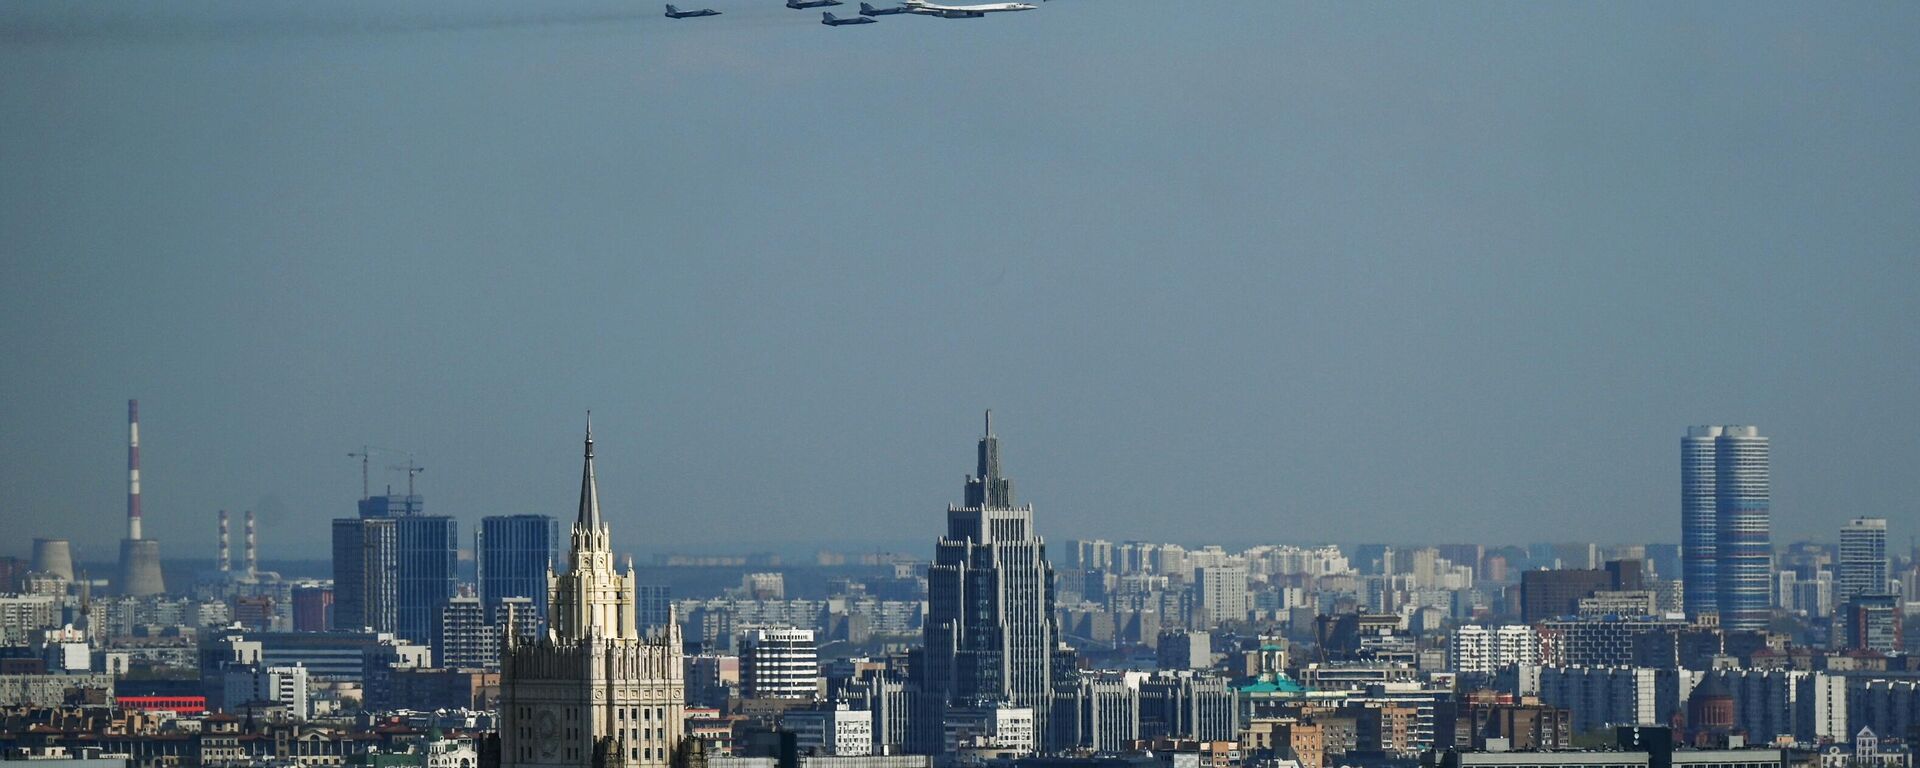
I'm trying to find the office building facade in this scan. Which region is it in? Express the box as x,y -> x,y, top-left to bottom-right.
331,493 -> 458,650
1682,427 -> 1723,620
740,627 -> 820,700
479,515 -> 560,627
1839,518 -> 1889,603
1844,594 -> 1902,654
1713,426 -> 1771,631
1682,426 -> 1773,631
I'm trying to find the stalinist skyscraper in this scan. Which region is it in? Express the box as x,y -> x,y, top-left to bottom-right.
924,411 -> 1070,749
498,420 -> 685,768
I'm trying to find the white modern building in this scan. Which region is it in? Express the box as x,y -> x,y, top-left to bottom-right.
741,627 -> 819,699
223,663 -> 312,719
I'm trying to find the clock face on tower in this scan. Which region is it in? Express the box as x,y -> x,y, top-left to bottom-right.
535,709 -> 560,759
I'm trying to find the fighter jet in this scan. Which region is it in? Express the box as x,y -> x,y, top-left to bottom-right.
664,3 -> 720,17
859,2 -> 911,14
902,0 -> 1036,17
822,11 -> 876,24
787,0 -> 843,8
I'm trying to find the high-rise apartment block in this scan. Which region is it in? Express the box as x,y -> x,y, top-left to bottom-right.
1194,565 -> 1249,627
925,412 -> 1070,749
438,596 -> 493,670
1681,426 -> 1772,631
1838,517 -> 1889,602
1534,666 -> 1681,734
1447,625 -> 1541,675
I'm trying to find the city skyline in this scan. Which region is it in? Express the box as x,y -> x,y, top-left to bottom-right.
4,1 -> 1918,765
4,2 -> 1918,557
1,407 -> 1909,560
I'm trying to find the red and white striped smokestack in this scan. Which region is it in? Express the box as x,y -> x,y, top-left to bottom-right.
218,510 -> 231,573
244,510 -> 257,577
128,399 -> 142,540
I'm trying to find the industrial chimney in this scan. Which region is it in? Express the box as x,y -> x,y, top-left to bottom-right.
218,510 -> 231,574
244,510 -> 258,579
116,399 -> 167,596
128,399 -> 141,540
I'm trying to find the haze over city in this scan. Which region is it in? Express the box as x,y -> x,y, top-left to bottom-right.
4,1 -> 1918,559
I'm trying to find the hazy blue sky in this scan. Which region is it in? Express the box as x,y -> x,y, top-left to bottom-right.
3,1 -> 1917,561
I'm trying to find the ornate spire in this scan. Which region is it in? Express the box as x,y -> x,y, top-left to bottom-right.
578,413 -> 600,529
964,409 -> 1013,508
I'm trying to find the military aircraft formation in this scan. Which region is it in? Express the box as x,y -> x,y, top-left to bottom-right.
664,0 -> 1040,25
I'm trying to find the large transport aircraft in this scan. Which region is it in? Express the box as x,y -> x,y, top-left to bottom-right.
902,0 -> 1037,17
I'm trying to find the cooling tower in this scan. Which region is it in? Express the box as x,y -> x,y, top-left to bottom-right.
117,539 -> 166,596
30,539 -> 74,581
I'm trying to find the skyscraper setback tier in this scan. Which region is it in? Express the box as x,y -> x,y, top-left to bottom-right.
924,412 -> 1070,751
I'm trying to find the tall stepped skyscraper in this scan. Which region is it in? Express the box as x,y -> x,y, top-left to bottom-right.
498,419 -> 684,768
1681,425 -> 1772,631
924,412 -> 1070,750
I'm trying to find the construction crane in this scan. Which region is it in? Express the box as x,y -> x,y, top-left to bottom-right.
347,445 -> 412,500
388,460 -> 426,496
